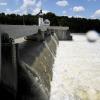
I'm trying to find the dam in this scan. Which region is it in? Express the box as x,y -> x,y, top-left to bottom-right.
0,25 -> 100,100
0,25 -> 72,100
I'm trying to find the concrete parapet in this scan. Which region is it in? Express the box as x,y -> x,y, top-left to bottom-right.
48,26 -> 72,40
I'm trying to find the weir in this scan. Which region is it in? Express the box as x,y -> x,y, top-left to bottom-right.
0,25 -> 72,100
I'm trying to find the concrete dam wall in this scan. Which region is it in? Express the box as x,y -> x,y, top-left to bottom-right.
1,32 -> 58,100
0,25 -> 72,100
17,33 -> 58,100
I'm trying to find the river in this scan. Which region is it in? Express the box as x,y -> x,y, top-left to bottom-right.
50,34 -> 100,100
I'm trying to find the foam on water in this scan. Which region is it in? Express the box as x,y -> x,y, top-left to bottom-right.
50,34 -> 100,100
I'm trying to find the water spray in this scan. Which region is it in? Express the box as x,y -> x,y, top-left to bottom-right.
86,30 -> 99,42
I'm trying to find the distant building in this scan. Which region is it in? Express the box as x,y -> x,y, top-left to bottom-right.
44,19 -> 50,26
38,10 -> 50,26
38,10 -> 44,26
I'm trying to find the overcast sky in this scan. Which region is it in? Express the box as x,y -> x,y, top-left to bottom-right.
0,0 -> 100,19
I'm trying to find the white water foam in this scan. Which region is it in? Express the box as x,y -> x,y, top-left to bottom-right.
50,34 -> 100,100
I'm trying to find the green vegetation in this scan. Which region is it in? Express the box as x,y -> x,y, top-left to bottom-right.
0,12 -> 100,33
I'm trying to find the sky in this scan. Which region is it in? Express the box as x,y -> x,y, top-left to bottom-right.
0,0 -> 100,19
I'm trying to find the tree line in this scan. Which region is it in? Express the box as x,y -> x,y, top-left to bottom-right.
0,12 -> 100,33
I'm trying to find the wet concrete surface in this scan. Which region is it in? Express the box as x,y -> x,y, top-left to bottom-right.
17,35 -> 58,100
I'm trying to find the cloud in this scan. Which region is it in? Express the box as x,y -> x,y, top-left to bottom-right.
32,7 -> 48,15
32,7 -> 40,15
56,0 -> 68,7
32,9 -> 48,15
21,0 -> 36,10
32,0 -> 42,15
5,0 -> 39,15
62,10 -> 67,16
63,11 -> 66,14
4,0 -> 36,15
42,10 -> 49,14
36,0 -> 42,8
74,15 -> 84,18
32,0 -> 48,15
5,0 -> 48,15
5,9 -> 11,14
5,8 -> 23,15
91,9 -> 100,19
5,0 -> 37,15
0,2 -> 7,6
73,6 -> 85,13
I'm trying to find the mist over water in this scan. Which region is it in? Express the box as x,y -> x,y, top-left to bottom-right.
50,34 -> 100,100
86,31 -> 99,42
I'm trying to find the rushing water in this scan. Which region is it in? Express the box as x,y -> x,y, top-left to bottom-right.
50,34 -> 100,100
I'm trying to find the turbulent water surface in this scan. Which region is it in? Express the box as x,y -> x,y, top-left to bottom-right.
50,34 -> 100,100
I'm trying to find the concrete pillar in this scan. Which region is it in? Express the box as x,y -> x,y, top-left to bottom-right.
66,30 -> 73,40
1,33 -> 17,99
